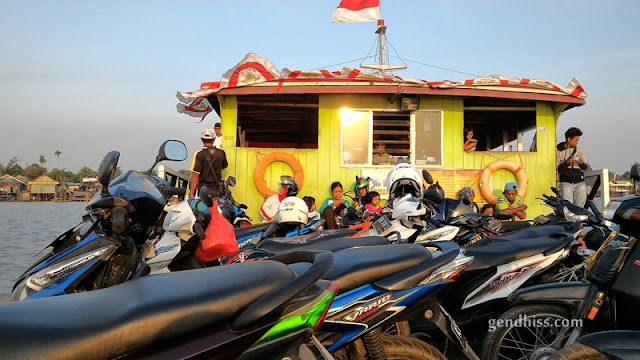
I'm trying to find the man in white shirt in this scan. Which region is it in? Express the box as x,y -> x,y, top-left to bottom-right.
213,122 -> 223,148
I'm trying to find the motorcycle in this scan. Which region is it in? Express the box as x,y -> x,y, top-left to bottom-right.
1,250 -> 340,360
548,330 -> 640,360
217,175 -> 254,228
480,173 -> 640,360
11,140 -> 189,301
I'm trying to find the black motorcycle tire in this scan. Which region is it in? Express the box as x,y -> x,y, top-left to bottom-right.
380,335 -> 446,360
481,304 -> 574,360
547,343 -> 608,360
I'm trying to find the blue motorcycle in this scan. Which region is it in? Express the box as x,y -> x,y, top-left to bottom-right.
11,140 -> 188,301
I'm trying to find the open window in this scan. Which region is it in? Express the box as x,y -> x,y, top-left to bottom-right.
463,99 -> 537,152
235,94 -> 319,149
340,109 -> 443,167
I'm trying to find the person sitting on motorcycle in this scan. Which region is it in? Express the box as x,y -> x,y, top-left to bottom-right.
496,182 -> 527,220
260,176 -> 298,222
320,181 -> 351,229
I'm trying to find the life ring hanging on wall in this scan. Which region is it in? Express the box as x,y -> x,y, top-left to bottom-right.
478,159 -> 528,205
254,152 -> 305,198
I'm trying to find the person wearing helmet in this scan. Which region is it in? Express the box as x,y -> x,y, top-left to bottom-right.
260,176 -> 298,222
189,128 -> 228,198
385,163 -> 424,203
457,187 -> 479,213
496,182 -> 527,220
354,176 -> 371,207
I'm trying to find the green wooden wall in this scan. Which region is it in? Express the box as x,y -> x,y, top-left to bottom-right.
219,93 -> 562,221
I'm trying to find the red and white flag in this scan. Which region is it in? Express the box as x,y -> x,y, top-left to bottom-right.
332,0 -> 381,23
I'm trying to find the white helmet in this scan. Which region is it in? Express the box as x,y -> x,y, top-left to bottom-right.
385,163 -> 424,202
274,196 -> 309,226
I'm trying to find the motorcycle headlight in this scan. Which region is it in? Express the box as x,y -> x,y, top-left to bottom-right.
10,245 -> 115,301
602,201 -> 622,221
563,206 -> 588,222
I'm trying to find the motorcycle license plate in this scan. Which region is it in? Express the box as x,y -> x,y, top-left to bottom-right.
372,216 -> 392,235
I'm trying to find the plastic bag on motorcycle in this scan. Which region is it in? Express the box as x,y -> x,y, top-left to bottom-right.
196,199 -> 239,262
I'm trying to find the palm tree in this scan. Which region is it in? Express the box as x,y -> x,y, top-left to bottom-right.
39,155 -> 46,173
54,150 -> 62,168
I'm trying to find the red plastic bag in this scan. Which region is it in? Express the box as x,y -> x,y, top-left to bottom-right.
196,199 -> 239,262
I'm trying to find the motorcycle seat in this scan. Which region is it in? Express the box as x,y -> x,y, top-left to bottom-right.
0,261 -> 297,360
488,224 -> 565,242
234,221 -> 273,237
465,235 -> 568,271
275,235 -> 390,254
497,220 -> 532,233
322,244 -> 432,294
257,229 -> 358,252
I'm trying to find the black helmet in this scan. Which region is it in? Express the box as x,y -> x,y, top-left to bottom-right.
280,176 -> 298,197
424,182 -> 445,204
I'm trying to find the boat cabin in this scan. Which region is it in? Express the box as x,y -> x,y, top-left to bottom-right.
177,53 -> 586,221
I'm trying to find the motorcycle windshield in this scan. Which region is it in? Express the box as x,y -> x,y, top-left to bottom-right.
92,171 -> 164,204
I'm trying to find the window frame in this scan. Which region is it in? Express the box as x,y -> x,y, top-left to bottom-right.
339,109 -> 444,168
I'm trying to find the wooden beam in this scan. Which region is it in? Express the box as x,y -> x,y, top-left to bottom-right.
237,101 -> 318,108
463,106 -> 536,111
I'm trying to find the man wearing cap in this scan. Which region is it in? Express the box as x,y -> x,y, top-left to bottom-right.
213,122 -> 222,148
189,128 -> 228,198
495,182 -> 527,220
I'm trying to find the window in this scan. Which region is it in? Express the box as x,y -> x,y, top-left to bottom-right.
340,109 -> 443,167
463,99 -> 537,152
235,94 -> 319,149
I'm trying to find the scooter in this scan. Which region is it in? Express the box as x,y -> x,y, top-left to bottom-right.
11,140 -> 189,301
1,250 -> 340,360
549,330 -> 640,360
480,174 -> 640,360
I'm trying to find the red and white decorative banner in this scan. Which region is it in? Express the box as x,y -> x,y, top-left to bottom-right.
176,53 -> 588,119
176,98 -> 213,120
332,0 -> 381,23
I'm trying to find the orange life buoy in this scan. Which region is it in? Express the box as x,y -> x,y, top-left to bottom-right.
254,152 -> 304,198
478,159 -> 528,205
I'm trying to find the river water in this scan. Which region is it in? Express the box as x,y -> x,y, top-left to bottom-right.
0,201 -> 87,299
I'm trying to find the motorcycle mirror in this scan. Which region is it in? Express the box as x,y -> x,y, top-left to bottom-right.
631,164 -> 640,181
199,186 -> 213,207
97,151 -> 120,196
494,210 -> 513,221
227,176 -> 237,187
422,169 -> 434,185
147,140 -> 188,175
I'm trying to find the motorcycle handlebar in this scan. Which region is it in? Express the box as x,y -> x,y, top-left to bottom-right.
231,250 -> 334,331
193,222 -> 206,240
166,187 -> 187,197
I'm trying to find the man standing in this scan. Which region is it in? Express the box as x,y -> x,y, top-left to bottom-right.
496,182 -> 527,220
213,122 -> 223,148
556,127 -> 588,207
189,129 -> 228,198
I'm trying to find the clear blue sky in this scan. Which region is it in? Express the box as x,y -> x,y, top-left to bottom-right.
1,1 -> 638,175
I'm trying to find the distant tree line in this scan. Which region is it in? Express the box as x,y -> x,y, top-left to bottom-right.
0,152 -> 124,183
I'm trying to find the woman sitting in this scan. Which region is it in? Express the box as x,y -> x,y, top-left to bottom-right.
319,181 -> 351,229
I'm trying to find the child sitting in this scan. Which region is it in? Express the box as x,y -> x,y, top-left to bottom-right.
303,196 -> 320,222
363,191 -> 383,216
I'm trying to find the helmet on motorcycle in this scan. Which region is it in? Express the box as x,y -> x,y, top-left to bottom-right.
280,176 -> 299,197
385,163 -> 423,201
355,176 -> 370,190
274,196 -> 308,226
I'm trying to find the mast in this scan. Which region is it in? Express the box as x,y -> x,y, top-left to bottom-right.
360,19 -> 407,75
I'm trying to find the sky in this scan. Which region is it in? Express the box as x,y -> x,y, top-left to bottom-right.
0,0 -> 638,176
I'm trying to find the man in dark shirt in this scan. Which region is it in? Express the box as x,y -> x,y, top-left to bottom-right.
556,127 -> 588,207
189,128 -> 228,198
